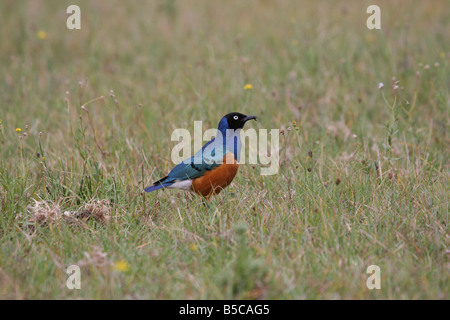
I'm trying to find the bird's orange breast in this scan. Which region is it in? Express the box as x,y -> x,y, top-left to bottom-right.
191,153 -> 239,198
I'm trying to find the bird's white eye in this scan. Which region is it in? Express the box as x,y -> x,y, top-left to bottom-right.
233,116 -> 239,120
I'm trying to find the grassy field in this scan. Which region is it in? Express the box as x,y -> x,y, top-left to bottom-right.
0,0 -> 448,299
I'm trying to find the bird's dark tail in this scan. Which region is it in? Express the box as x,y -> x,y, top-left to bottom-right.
145,184 -> 167,192
144,176 -> 172,193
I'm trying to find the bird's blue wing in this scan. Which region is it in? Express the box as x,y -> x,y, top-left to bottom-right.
162,138 -> 225,183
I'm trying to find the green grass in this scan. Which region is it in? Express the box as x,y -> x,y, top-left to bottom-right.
0,0 -> 448,299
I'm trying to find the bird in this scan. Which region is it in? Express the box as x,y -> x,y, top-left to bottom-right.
145,112 -> 257,199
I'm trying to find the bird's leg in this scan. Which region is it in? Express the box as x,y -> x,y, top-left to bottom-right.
201,198 -> 210,210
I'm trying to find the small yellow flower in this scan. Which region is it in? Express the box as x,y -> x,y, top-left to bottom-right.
16,128 -> 22,132
243,84 -> 253,90
189,244 -> 198,251
292,121 -> 296,125
42,157 -> 46,160
114,260 -> 130,272
37,30 -> 47,40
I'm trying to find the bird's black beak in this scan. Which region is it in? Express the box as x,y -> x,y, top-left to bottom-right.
242,115 -> 257,123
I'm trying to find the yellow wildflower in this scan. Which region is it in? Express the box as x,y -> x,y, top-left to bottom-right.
114,260 -> 130,272
37,30 -> 47,40
243,84 -> 253,90
16,128 -> 22,132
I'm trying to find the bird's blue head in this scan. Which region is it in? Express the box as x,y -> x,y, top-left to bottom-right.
217,112 -> 257,134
